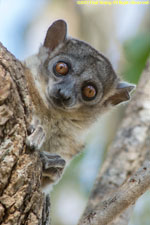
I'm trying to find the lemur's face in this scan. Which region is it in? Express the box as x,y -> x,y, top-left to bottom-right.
46,39 -> 114,112
40,20 -> 134,116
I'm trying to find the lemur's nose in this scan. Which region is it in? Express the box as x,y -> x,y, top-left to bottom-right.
57,88 -> 71,102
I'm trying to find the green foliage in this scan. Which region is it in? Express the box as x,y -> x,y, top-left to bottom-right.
123,32 -> 150,83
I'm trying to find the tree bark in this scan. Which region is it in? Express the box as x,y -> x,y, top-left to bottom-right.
0,43 -> 50,225
0,42 -> 150,225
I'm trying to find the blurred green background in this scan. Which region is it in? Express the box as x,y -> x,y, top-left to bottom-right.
0,1 -> 150,224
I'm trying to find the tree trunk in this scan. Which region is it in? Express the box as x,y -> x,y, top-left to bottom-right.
0,43 -> 50,225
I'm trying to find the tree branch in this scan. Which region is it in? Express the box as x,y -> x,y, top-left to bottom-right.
78,59 -> 150,225
80,161 -> 150,225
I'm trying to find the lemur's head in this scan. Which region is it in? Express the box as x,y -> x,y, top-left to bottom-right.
37,20 -> 135,122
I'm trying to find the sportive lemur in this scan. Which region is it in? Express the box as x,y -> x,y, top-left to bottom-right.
24,20 -> 135,193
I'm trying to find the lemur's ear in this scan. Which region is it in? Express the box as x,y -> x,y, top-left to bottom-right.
44,20 -> 67,51
105,82 -> 136,106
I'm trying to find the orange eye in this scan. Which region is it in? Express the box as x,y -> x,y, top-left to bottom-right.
55,62 -> 69,75
82,85 -> 97,100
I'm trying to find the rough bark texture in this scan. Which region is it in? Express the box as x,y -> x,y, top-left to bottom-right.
0,42 -> 150,225
78,59 -> 150,225
0,43 -> 50,225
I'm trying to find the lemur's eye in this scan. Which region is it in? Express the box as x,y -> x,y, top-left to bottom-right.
82,84 -> 97,100
54,62 -> 69,75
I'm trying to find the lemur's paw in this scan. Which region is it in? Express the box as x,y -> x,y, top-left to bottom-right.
26,125 -> 45,150
40,151 -> 66,183
40,151 -> 66,169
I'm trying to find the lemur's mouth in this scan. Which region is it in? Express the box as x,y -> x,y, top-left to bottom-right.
46,94 -> 73,110
52,96 -> 68,108
46,93 -> 81,113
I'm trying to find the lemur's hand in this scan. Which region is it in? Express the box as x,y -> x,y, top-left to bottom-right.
40,151 -> 66,184
26,123 -> 46,150
26,118 -> 66,185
